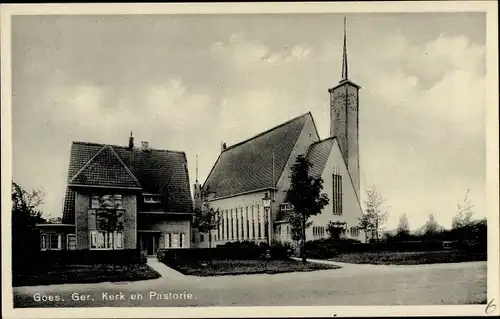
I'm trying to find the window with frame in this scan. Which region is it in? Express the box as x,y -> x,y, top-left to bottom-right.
350,227 -> 359,237
165,233 -> 185,248
251,205 -> 255,239
332,173 -> 343,215
41,234 -> 48,250
240,209 -> 245,239
166,233 -> 172,247
217,211 -> 221,240
50,234 -> 62,250
235,208 -> 239,239
225,210 -> 229,240
143,194 -> 161,204
230,209 -> 234,239
257,205 -> 261,238
67,234 -> 76,250
90,231 -> 123,249
91,194 -> 123,210
179,233 -> 184,248
245,207 -> 250,240
313,226 -> 325,238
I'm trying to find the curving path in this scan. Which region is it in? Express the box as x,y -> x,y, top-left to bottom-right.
12,258 -> 486,307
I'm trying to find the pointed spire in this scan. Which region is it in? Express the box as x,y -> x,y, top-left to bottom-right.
195,154 -> 199,183
341,16 -> 348,82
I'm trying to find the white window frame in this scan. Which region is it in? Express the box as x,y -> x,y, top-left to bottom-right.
165,233 -> 172,248
164,232 -> 185,248
41,234 -> 48,251
143,195 -> 161,204
49,233 -> 62,250
89,230 -> 124,250
91,194 -> 124,210
91,195 -> 100,209
67,234 -> 76,250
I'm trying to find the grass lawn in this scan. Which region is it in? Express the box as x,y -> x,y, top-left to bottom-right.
329,250 -> 487,265
13,264 -> 161,287
169,259 -> 341,276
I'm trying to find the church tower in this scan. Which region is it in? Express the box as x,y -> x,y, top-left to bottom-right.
328,17 -> 361,197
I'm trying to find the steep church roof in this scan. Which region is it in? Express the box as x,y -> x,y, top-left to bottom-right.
305,137 -> 336,178
203,112 -> 313,199
62,141 -> 193,223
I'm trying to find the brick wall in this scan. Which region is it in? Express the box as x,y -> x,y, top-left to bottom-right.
138,217 -> 191,249
75,192 -> 90,249
346,83 -> 360,197
75,191 -> 137,249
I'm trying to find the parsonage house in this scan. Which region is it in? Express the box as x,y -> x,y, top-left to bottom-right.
196,23 -> 366,246
37,136 -> 194,256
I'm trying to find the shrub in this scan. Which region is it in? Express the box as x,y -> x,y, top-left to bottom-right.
30,249 -> 144,271
157,242 -> 292,269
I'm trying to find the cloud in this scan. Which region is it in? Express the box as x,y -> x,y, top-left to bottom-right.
12,15 -> 486,232
211,34 -> 313,66
346,33 -> 486,229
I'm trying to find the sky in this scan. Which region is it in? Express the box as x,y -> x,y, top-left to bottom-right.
11,12 -> 486,230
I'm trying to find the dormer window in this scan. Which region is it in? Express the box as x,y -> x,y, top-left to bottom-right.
143,194 -> 161,204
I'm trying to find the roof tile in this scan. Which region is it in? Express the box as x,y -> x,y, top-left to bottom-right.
203,113 -> 311,199
62,142 -> 192,223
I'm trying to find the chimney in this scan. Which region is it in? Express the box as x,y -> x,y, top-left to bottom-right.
141,141 -> 151,152
221,142 -> 227,152
128,131 -> 134,149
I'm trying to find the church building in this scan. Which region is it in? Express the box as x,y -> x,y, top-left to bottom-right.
194,19 -> 365,246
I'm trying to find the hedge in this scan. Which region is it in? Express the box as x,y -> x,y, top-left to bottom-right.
157,241 -> 292,269
13,249 -> 146,275
304,238 -> 486,259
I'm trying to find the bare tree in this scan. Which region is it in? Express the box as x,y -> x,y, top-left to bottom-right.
396,213 -> 410,237
193,200 -> 221,249
452,189 -> 475,229
361,185 -> 388,243
423,213 -> 439,236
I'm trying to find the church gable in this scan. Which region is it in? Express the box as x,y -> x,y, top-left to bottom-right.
321,138 -> 363,217
69,145 -> 141,189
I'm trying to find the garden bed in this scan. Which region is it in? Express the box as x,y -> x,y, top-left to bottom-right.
167,259 -> 340,276
13,264 -> 161,287
329,250 -> 487,265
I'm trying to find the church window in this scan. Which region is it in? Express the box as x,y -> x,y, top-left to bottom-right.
235,208 -> 239,239
350,227 -> 359,237
230,209 -> 234,239
257,205 -> 262,238
226,210 -> 229,240
332,173 -> 343,215
241,208 -> 245,239
217,211 -> 221,240
251,205 -> 256,239
245,207 -> 250,239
